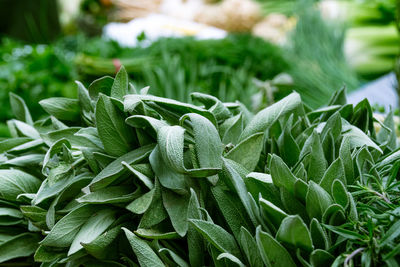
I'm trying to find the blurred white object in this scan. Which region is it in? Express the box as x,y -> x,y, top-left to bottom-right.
348,72 -> 398,110
160,0 -> 204,20
58,0 -> 83,26
103,14 -> 227,47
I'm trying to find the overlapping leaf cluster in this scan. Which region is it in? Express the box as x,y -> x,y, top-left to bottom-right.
0,67 -> 399,266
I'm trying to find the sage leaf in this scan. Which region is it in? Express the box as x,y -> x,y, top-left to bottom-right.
122,227 -> 165,267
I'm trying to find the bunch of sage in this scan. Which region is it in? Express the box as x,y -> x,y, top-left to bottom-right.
0,66 -> 399,266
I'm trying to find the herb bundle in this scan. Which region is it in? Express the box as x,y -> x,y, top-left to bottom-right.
0,67 -> 399,266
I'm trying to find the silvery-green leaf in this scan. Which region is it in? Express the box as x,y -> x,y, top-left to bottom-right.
211,186 -> 254,240
319,158 -> 345,194
276,215 -> 313,252
126,189 -> 154,214
7,139 -> 44,154
77,186 -> 139,204
256,226 -> 296,267
180,113 -> 223,170
0,233 -> 41,263
122,161 -> 154,190
191,92 -> 232,122
96,94 -> 136,157
240,92 -> 302,141
40,205 -> 99,247
149,145 -> 185,192
221,114 -> 243,145
310,218 -> 329,250
0,137 -> 32,153
245,172 -> 282,206
216,253 -> 245,267
124,94 -> 217,125
12,120 -> 40,139
81,225 -> 121,260
122,227 -> 165,267
342,120 -> 382,153
0,170 -> 41,201
88,76 -> 114,100
225,132 -> 263,172
9,92 -> 33,125
159,248 -> 189,267
306,181 -> 333,220
135,229 -> 180,240
187,188 -> 204,267
300,130 -> 327,183
259,197 -> 288,228
162,189 -> 190,237
88,144 -> 154,191
220,159 -> 257,226
139,180 -> 168,228
238,227 -> 263,267
125,115 -> 168,137
111,66 -> 128,100
331,179 -> 349,209
68,208 -> 116,255
310,249 -> 335,266
189,219 -> 241,257
2,154 -> 44,167
39,97 -> 80,121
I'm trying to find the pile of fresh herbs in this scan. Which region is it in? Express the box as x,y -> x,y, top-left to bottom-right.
0,67 -> 399,266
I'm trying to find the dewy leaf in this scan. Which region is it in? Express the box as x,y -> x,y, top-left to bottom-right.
40,205 -> 98,247
68,208 -> 116,255
240,92 -> 302,141
306,181 -> 333,220
111,66 -> 128,100
180,113 -> 223,170
88,144 -> 155,191
39,97 -> 80,121
122,227 -> 164,267
225,132 -> 263,172
256,226 -> 296,267
0,233 -> 41,263
276,215 -> 313,252
9,92 -> 33,125
96,94 -> 136,157
162,189 -> 190,237
189,219 -> 241,257
0,170 -> 41,201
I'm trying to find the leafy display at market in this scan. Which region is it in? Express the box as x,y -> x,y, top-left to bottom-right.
0,67 -> 399,266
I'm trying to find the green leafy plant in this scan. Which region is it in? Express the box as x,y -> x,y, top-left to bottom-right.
0,67 -> 399,266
